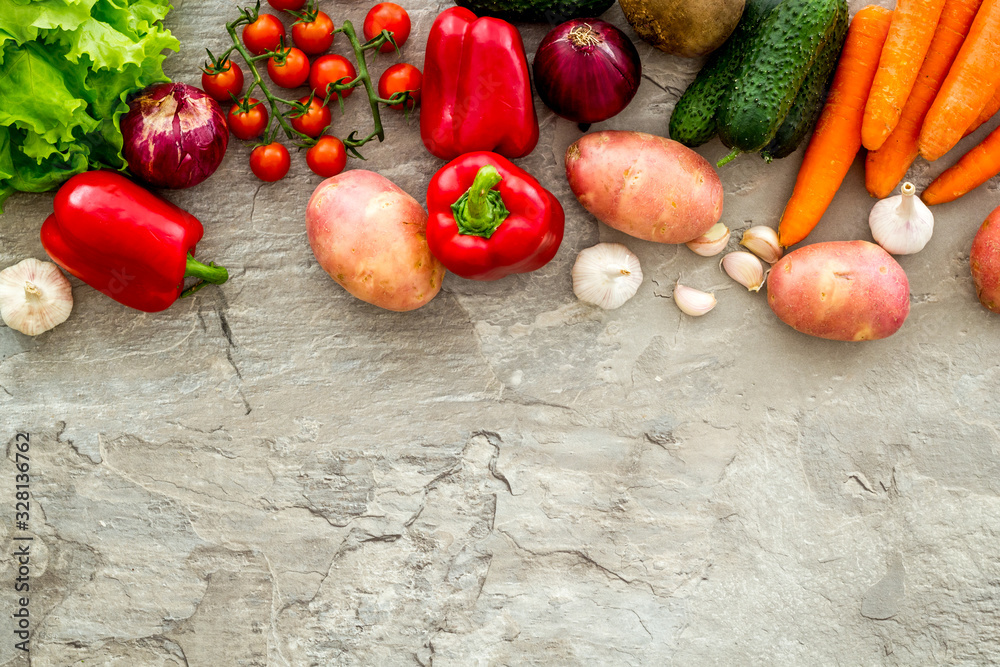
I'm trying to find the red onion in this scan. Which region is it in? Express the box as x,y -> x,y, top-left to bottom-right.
532,19 -> 641,125
120,82 -> 229,189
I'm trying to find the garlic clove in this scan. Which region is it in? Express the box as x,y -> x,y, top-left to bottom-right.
870,181 -> 934,255
739,225 -> 783,263
572,243 -> 643,310
686,223 -> 730,257
673,282 -> 716,316
721,251 -> 766,292
0,258 -> 74,336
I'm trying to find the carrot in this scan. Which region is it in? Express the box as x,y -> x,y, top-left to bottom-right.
778,6 -> 893,248
863,0 -> 949,152
962,85 -> 1000,136
865,0 -> 983,198
922,124 -> 1000,203
919,0 -> 1000,161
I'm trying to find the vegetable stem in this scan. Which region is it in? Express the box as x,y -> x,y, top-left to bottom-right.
450,166 -> 510,239
182,253 -> 230,298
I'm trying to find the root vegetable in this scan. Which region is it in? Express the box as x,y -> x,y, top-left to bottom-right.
767,241 -> 910,341
564,131 -> 724,244
306,171 -> 445,312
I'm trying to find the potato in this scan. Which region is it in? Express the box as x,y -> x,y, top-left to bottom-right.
970,204 -> 1000,313
306,170 -> 445,312
619,0 -> 744,58
565,131 -> 724,244
767,241 -> 910,342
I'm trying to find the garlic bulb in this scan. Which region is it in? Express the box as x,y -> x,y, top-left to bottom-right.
721,251 -> 765,292
673,282 -> 716,316
740,225 -> 783,263
572,243 -> 643,310
0,258 -> 73,335
686,223 -> 730,257
869,182 -> 934,255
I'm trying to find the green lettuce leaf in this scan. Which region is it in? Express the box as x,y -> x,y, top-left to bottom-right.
0,0 -> 177,213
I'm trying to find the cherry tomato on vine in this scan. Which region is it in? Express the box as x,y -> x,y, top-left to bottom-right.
310,55 -> 357,99
306,136 -> 347,178
378,63 -> 421,110
201,60 -> 245,102
291,96 -> 332,138
243,14 -> 286,55
267,0 -> 305,10
228,98 -> 269,140
267,46 -> 310,88
250,142 -> 291,182
363,3 -> 411,53
292,10 -> 335,54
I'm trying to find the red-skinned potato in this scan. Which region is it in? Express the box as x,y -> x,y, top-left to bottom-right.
970,204 -> 1000,313
565,131 -> 723,244
306,170 -> 445,312
767,241 -> 910,341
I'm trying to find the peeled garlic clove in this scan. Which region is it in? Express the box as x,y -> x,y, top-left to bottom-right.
0,258 -> 73,336
870,182 -> 934,255
573,243 -> 643,310
686,223 -> 730,257
739,225 -> 783,263
673,282 -> 716,317
721,251 -> 766,292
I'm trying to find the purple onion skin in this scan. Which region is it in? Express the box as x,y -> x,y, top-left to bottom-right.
533,19 -> 641,125
120,82 -> 229,189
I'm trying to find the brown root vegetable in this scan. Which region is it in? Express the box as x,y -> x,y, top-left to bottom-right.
767,241 -> 910,341
564,130 -> 724,244
618,0 -> 745,58
306,170 -> 445,312
970,204 -> 1000,313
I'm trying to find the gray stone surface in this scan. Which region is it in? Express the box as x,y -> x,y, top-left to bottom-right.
2,0 -> 1000,664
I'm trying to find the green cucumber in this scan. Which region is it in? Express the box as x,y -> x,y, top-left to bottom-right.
717,0 -> 847,162
668,0 -> 783,148
761,2 -> 848,161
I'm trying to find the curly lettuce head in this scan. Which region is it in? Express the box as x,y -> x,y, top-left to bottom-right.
0,0 -> 179,212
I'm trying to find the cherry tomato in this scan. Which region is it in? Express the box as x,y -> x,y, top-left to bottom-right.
250,143 -> 291,182
267,46 -> 310,88
292,10 -> 335,54
306,136 -> 347,178
228,98 -> 269,140
267,0 -> 305,10
363,3 -> 411,53
310,55 -> 357,99
201,60 -> 245,102
291,96 -> 332,138
242,14 -> 286,56
378,63 -> 421,110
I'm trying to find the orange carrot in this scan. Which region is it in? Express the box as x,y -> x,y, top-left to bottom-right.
863,0 -> 948,151
919,0 -> 1000,161
962,85 -> 1000,136
778,6 -> 894,248
865,0 -> 983,198
922,124 -> 1000,203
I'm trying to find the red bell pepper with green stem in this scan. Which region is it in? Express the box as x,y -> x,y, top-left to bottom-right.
420,8 -> 539,160
40,171 -> 229,313
426,152 -> 564,280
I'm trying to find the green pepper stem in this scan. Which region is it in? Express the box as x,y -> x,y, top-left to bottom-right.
717,149 -> 741,167
451,166 -> 510,239
181,254 -> 229,299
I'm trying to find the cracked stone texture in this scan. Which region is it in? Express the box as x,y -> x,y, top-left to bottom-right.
2,0 -> 1000,664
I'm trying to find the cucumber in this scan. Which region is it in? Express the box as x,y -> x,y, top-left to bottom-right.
760,2 -> 848,161
717,0 -> 847,160
668,0 -> 783,148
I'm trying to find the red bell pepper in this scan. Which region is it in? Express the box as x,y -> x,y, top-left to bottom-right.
426,151 -> 564,280
40,171 -> 229,313
420,7 -> 539,161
